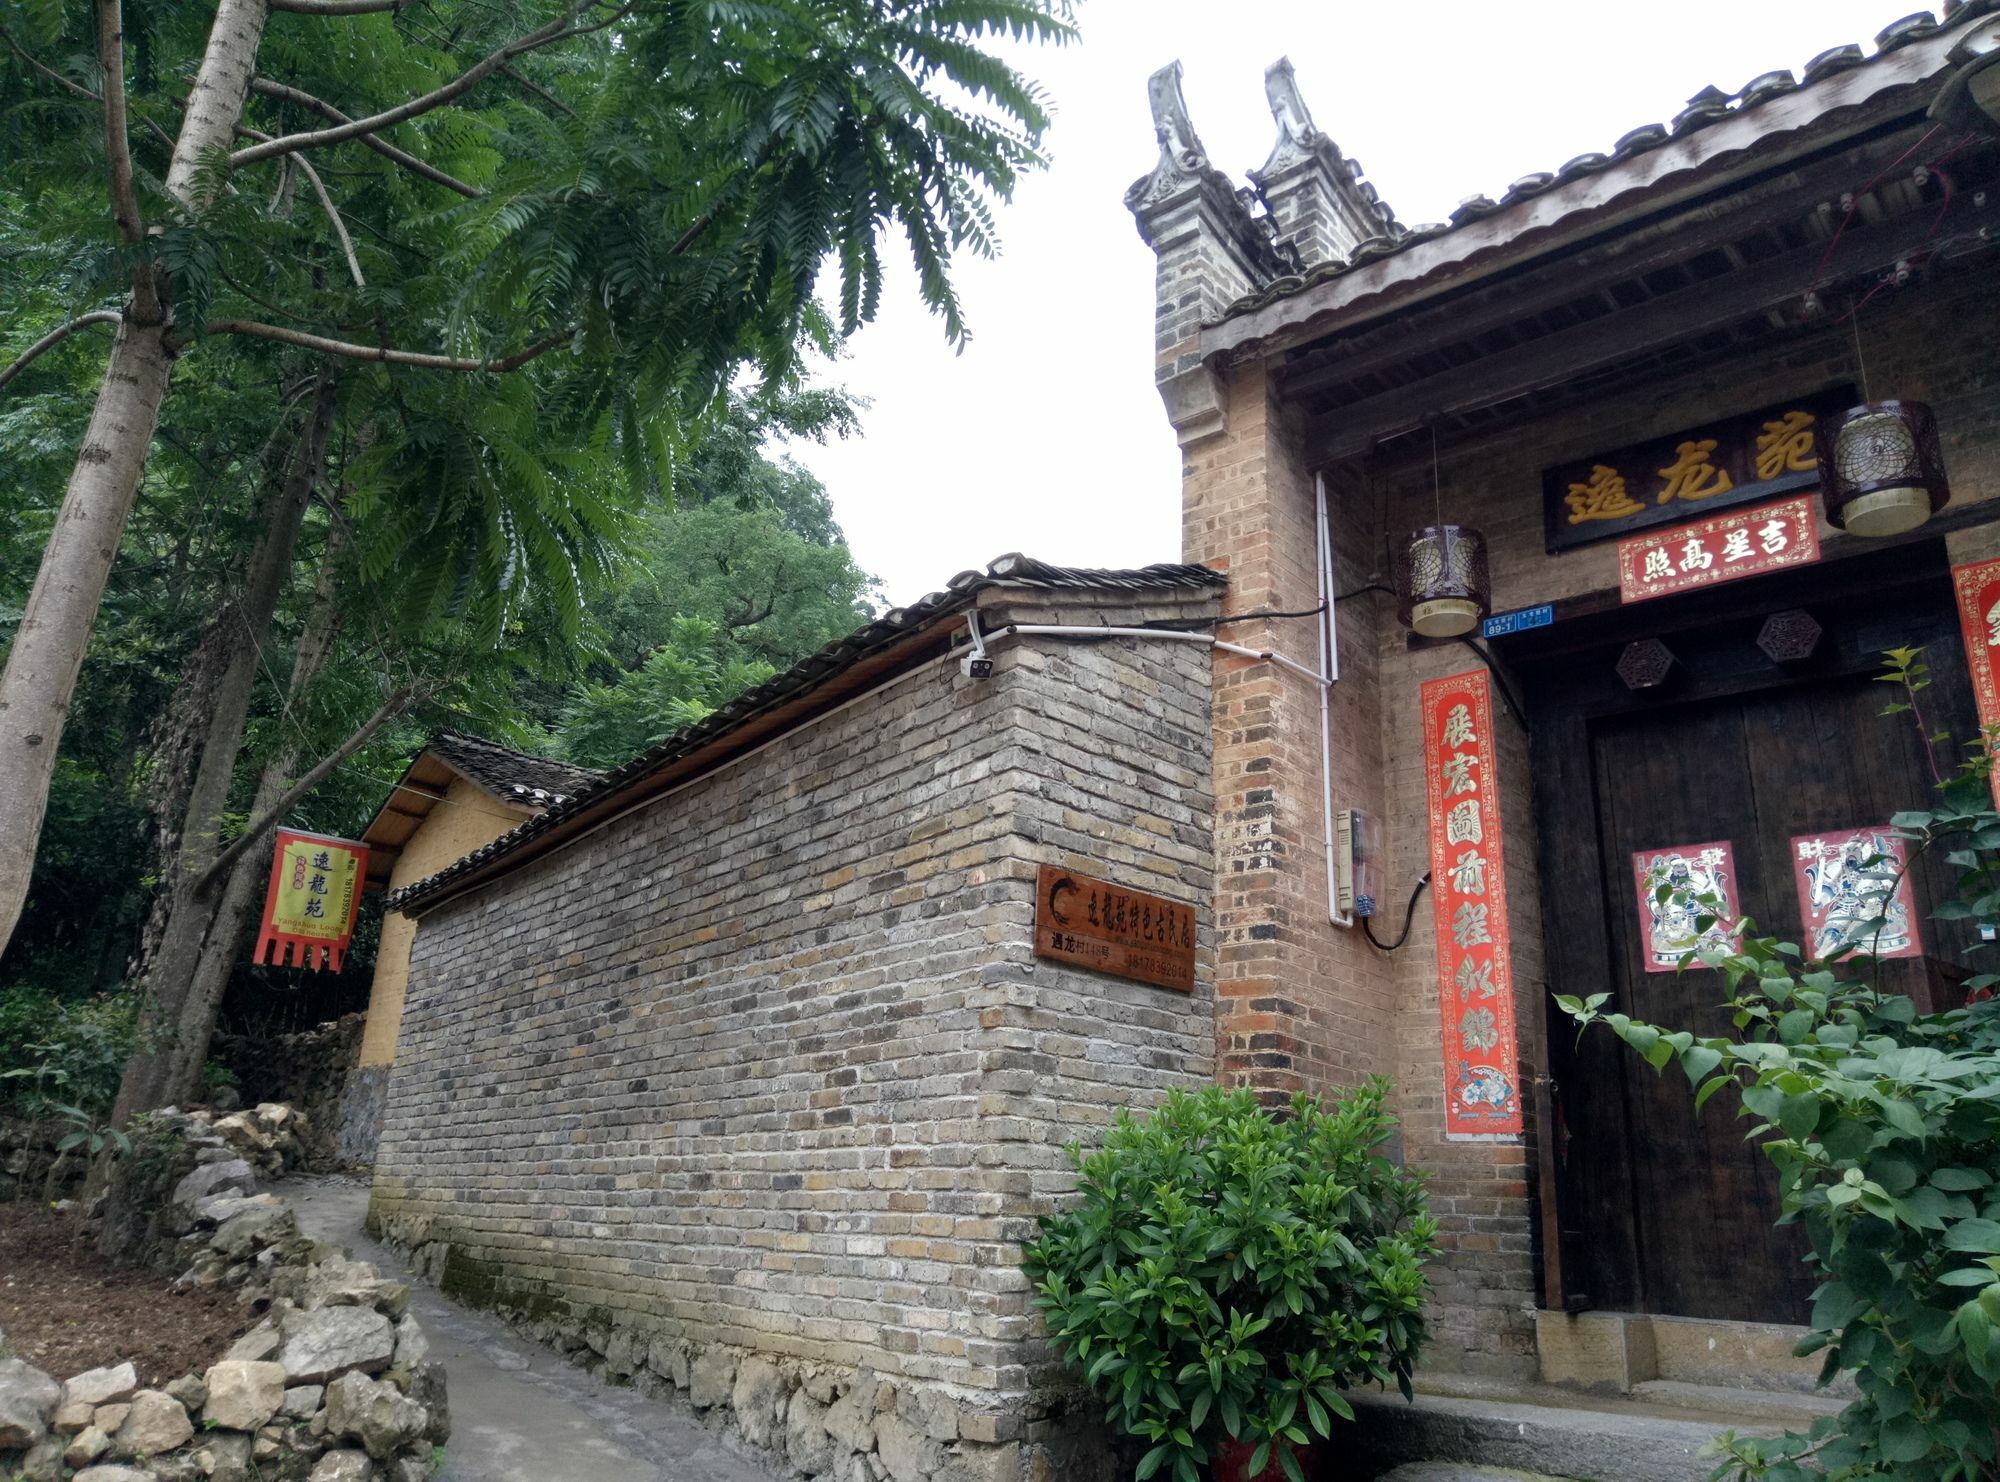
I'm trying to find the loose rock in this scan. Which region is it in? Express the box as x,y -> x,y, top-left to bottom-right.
64,1423 -> 112,1468
278,1306 -> 396,1384
283,1383 -> 326,1417
111,1389 -> 193,1458
309,1449 -> 377,1482
391,1314 -> 429,1370
62,1362 -> 138,1410
0,1355 -> 61,1449
162,1374 -> 206,1411
323,1370 -> 428,1460
171,1159 -> 256,1207
203,1359 -> 288,1431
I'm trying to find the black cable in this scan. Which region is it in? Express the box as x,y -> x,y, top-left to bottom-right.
1336,582 -> 1397,603
1214,603 -> 1327,625
1455,635 -> 1531,734
1362,873 -> 1431,951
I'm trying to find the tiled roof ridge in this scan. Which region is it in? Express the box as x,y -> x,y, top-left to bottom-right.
1212,2 -> 1998,327
424,730 -> 603,806
387,554 -> 1227,913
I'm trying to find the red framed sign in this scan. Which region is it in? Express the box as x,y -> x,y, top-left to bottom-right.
1616,496 -> 1820,604
1421,668 -> 1522,1138
255,829 -> 367,971
1953,558 -> 2000,808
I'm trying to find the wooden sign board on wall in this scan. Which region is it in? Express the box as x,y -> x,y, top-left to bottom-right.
1034,864 -> 1195,993
1543,385 -> 1852,553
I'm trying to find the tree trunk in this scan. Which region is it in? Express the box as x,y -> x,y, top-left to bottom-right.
0,316 -> 173,953
114,369 -> 336,1121
175,524 -> 351,1054
0,0 -> 271,962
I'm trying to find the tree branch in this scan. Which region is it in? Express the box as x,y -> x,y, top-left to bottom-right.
1,28 -> 174,145
268,0 -> 406,12
236,124 -> 366,286
205,319 -> 573,372
500,61 -> 575,118
229,2 -> 624,170
95,0 -> 144,245
247,77 -> 481,197
0,311 -> 124,391
193,684 -> 416,899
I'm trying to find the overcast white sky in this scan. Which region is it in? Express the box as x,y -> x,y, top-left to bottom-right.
786,0 -> 1904,608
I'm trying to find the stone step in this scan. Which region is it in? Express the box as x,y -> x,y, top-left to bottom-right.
1350,1376 -> 1831,1482
1629,1378 -> 1844,1426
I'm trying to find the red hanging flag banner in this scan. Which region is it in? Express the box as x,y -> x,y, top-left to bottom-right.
255,829 -> 367,971
1953,557 -> 2000,810
1421,668 -> 1523,1138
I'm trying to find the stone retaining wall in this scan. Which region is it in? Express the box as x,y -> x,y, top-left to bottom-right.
215,1015 -> 369,1170
0,1104 -> 448,1482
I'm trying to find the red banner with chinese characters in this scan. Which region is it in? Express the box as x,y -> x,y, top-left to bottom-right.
1421,668 -> 1522,1137
1616,495 -> 1821,604
1953,558 -> 2000,808
255,829 -> 367,971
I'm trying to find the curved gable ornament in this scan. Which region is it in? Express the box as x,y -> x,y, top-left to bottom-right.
1124,61 -> 1215,213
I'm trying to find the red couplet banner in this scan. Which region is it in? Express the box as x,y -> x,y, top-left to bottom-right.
1953,558 -> 2000,810
1420,668 -> 1523,1137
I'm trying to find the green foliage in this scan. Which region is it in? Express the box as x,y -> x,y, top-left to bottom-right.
1558,647 -> 2000,1481
555,614 -> 777,767
49,1101 -> 132,1159
1022,1082 -> 1437,1482
0,985 -> 138,1116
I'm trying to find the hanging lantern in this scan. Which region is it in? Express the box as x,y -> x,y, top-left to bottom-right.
1815,400 -> 1948,538
1395,524 -> 1491,638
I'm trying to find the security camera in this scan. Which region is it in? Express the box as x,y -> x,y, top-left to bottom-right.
961,653 -> 994,680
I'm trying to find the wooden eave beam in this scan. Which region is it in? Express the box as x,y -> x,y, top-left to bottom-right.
1278,135 -> 1927,405
1306,189 -> 1994,462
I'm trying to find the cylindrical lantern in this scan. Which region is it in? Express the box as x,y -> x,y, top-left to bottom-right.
1395,524 -> 1490,638
1815,400 -> 1948,538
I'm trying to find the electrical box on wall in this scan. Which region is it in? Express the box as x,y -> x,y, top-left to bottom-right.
1335,808 -> 1380,919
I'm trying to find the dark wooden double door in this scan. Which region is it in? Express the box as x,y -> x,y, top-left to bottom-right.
1524,548 -> 1977,1325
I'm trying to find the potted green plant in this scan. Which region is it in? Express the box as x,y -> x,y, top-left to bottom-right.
1023,1079 -> 1437,1482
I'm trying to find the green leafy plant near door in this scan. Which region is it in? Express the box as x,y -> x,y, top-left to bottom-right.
1022,1080 -> 1437,1482
1560,648 -> 2000,1480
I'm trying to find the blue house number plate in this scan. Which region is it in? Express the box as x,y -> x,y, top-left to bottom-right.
1480,604 -> 1555,639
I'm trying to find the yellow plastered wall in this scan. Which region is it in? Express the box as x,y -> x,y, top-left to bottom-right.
357,776 -> 526,1068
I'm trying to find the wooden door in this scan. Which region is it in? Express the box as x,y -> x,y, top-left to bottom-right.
1521,547 -> 1979,1324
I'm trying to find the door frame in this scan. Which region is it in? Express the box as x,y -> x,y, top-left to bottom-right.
1505,540 -> 1968,1313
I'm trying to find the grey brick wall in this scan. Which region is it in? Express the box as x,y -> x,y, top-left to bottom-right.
368,584 -> 1218,1465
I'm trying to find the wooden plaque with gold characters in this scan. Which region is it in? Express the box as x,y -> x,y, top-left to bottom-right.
1033,864 -> 1195,993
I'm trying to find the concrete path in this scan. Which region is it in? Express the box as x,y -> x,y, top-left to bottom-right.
282,1174 -> 779,1482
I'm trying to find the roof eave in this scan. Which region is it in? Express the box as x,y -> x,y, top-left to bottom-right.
1202,21 -> 1966,367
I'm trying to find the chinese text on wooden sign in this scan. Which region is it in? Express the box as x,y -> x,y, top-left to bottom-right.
1543,386 -> 1851,552
1421,669 -> 1522,1137
256,829 -> 366,971
1953,558 -> 2000,809
1616,496 -> 1820,604
1033,863 -> 1196,993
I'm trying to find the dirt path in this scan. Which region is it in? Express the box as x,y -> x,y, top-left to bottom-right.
282,1174 -> 779,1482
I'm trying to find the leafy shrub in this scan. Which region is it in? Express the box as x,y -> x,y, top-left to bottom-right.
1559,648 -> 2000,1480
0,984 -> 136,1116
1023,1080 -> 1436,1482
